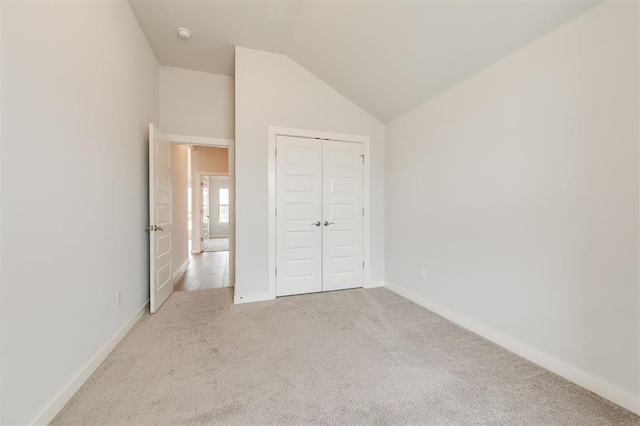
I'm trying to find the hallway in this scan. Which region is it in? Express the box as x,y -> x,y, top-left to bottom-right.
174,251 -> 230,291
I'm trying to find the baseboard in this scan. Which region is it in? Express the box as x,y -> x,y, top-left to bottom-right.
234,292 -> 274,305
172,259 -> 189,281
31,301 -> 149,425
364,280 -> 385,289
236,283 -> 385,303
384,281 -> 640,416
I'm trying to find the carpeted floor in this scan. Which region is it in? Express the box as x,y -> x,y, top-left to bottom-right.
52,288 -> 638,425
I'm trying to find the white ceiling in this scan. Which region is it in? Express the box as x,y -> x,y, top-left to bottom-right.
129,0 -> 600,123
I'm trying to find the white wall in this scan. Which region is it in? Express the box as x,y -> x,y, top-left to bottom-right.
171,144 -> 189,274
209,176 -> 230,238
1,1 -> 159,424
235,47 -> 385,302
160,66 -> 234,139
385,0 -> 639,407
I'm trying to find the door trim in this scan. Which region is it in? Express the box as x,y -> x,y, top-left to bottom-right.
267,126 -> 371,300
167,134 -> 233,147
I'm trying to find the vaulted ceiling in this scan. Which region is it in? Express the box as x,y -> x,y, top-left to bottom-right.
129,0 -> 600,123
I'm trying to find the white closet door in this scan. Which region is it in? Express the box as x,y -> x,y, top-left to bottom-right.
276,136 -> 323,296
322,141 -> 364,292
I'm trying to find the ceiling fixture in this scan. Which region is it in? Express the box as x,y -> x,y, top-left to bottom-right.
176,27 -> 191,40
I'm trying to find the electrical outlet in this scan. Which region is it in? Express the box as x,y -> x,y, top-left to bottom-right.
116,291 -> 122,307
419,267 -> 426,280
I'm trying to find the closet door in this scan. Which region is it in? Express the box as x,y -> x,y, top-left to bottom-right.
276,136 -> 323,296
322,141 -> 364,291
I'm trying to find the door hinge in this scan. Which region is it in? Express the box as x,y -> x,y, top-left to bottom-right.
275,268 -> 278,276
275,208 -> 278,217
362,208 -> 365,216
275,148 -> 277,158
362,261 -> 365,269
201,237 -> 203,241
200,182 -> 204,186
360,154 -> 365,163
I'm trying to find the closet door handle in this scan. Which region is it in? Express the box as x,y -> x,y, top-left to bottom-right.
312,221 -> 322,227
323,221 -> 335,226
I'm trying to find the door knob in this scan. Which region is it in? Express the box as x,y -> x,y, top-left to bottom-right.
323,221 -> 335,226
312,221 -> 321,227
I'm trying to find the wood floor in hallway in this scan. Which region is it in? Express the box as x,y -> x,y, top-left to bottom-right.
174,250 -> 230,291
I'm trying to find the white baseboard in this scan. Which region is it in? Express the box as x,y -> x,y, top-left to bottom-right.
234,292 -> 274,305
172,259 -> 189,281
384,281 -> 640,416
31,301 -> 149,425
364,280 -> 385,289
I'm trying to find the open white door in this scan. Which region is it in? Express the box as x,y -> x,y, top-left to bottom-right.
201,176 -> 209,251
149,124 -> 173,313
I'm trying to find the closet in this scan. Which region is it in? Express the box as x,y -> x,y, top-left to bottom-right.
275,135 -> 364,296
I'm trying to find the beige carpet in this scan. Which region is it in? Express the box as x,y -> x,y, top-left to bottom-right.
52,288 -> 638,425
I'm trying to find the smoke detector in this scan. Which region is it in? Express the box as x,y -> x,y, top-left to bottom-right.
177,27 -> 191,40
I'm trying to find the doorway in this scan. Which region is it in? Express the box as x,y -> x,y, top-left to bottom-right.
203,175 -> 230,252
148,124 -> 235,313
181,147 -> 232,292
194,172 -> 229,253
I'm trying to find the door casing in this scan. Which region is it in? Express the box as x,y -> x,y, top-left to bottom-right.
267,126 -> 371,301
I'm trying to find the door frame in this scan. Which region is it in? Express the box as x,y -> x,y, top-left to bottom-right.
167,134 -> 235,288
194,171 -> 228,253
207,175 -> 232,238
267,126 -> 371,300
